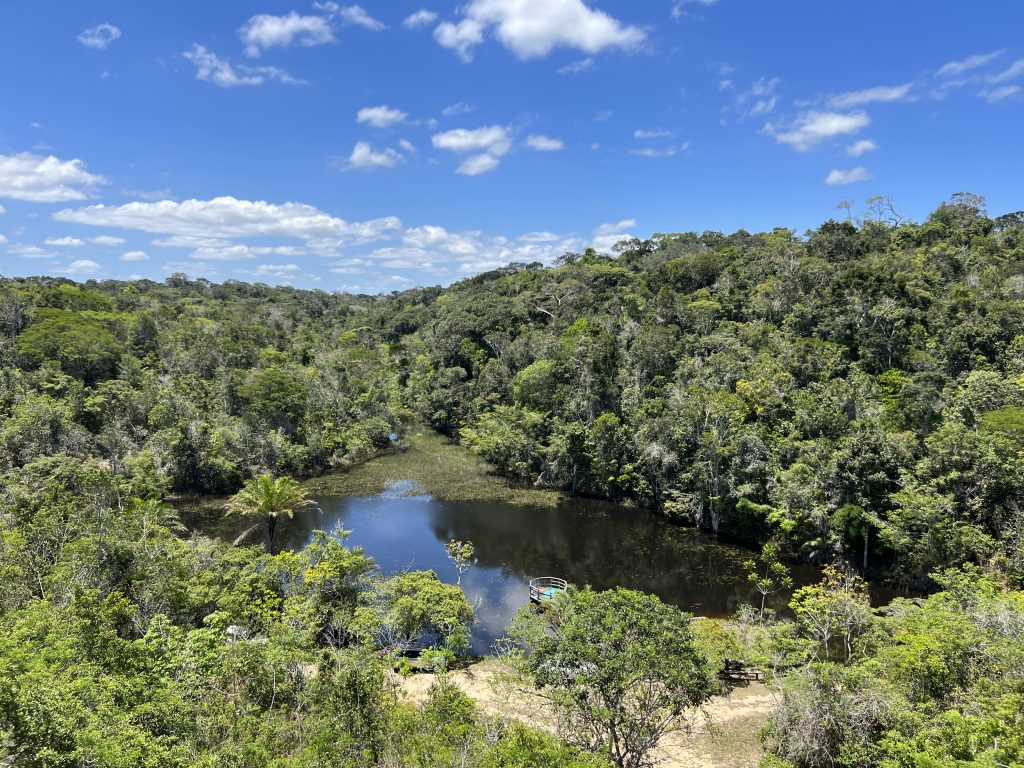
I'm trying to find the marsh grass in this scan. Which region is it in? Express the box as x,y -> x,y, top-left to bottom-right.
303,429 -> 562,507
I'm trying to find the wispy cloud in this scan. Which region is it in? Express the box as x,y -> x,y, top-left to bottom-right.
78,23 -> 122,50
356,105 -> 408,128
314,3 -> 387,31
524,135 -> 565,151
404,10 -> 438,29
558,58 -> 595,75
239,12 -> 334,57
827,83 -> 912,109
764,110 -> 871,152
846,139 -> 877,157
937,50 -> 1004,77
183,44 -> 303,88
825,167 -> 873,186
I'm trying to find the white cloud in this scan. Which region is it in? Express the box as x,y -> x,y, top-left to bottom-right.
442,102 -> 475,117
249,263 -> 302,279
988,59 -> 1024,84
53,196 -> 401,247
187,243 -> 307,261
341,141 -> 405,170
7,244 -> 53,258
398,139 -> 418,155
937,50 -> 1004,77
671,0 -> 717,19
90,235 -> 125,246
764,110 -> 871,151
78,23 -> 122,50
634,128 -> 673,139
980,85 -> 1021,103
120,250 -> 149,261
239,12 -> 334,57
0,152 -> 106,202
524,134 -> 565,151
434,0 -> 645,62
356,105 -> 408,128
733,77 -> 780,118
432,125 -> 512,155
0,234 -> 7,246
825,167 -> 873,186
182,44 -> 303,88
432,125 -> 512,174
558,58 -> 594,75
405,9 -> 439,28
44,236 -> 84,246
592,219 -> 636,251
846,139 -> 878,157
62,259 -> 102,274
629,147 -> 676,158
0,204 -> 5,215
827,83 -> 913,108
457,154 -> 501,176
314,3 -> 387,31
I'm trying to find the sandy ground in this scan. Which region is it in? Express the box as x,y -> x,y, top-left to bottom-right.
395,661 -> 776,768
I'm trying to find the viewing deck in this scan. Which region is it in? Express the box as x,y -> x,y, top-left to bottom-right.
529,576 -> 568,603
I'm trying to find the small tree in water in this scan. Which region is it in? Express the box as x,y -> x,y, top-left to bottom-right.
225,474 -> 316,554
444,539 -> 475,585
744,543 -> 793,625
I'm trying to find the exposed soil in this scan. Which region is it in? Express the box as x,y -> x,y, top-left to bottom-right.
396,660 -> 776,768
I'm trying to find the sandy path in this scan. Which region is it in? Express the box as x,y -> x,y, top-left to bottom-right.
395,662 -> 776,768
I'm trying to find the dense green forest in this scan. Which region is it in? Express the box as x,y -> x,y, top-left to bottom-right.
1,193 -> 1023,766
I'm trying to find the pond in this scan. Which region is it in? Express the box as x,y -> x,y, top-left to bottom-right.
272,479 -> 821,654
183,431 -> 854,654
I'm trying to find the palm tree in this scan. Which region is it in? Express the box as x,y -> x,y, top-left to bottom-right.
225,474 -> 316,554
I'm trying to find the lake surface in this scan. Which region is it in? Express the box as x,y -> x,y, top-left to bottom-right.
274,479 -> 820,653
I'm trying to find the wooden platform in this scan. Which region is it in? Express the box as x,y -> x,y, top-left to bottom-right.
529,576 -> 568,603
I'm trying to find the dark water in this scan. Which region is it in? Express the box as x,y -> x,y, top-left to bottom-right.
274,480 -> 820,654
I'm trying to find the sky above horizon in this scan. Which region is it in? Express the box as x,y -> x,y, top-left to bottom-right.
1,1 -> 1022,293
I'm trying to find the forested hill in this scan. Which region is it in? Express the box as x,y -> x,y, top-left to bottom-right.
3,194 -> 1024,588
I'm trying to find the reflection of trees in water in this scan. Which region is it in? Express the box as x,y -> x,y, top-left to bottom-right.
428,498 -> 816,617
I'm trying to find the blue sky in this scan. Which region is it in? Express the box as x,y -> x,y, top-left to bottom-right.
1,1 -> 1022,292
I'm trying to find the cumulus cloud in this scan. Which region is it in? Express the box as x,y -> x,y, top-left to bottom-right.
432,125 -> 512,174
183,44 -> 303,88
846,139 -> 878,157
827,83 -> 913,108
239,12 -> 334,57
524,134 -> 565,151
0,204 -> 5,215
404,9 -> 438,28
937,50 -> 1004,77
764,110 -> 871,151
341,141 -> 405,170
592,219 -> 636,251
455,154 -> 499,175
45,236 -> 85,246
314,2 -> 386,31
7,244 -> 53,258
434,0 -> 645,62
53,196 -> 401,248
825,167 -> 873,186
90,235 -> 125,246
0,234 -> 7,245
60,259 -> 102,274
120,250 -> 149,261
432,125 -> 512,155
78,23 -> 122,50
356,105 -> 408,128
0,152 -> 106,202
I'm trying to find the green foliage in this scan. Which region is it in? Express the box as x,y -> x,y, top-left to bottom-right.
518,587 -> 716,768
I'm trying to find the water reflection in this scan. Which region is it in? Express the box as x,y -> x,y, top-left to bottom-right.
278,487 -> 819,653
